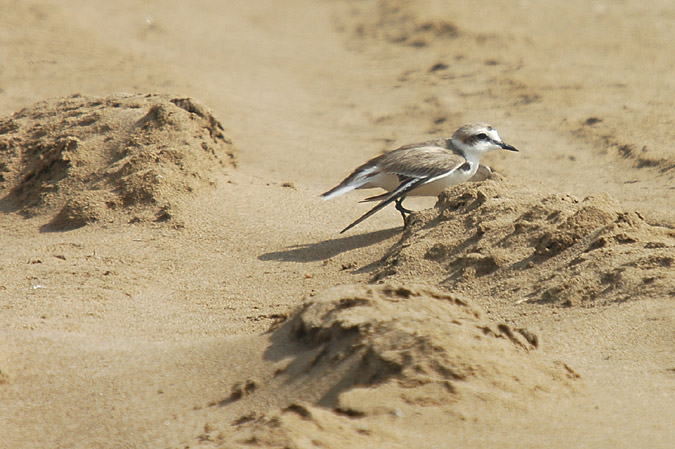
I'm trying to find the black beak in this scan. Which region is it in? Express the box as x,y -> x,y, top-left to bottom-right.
499,141 -> 518,152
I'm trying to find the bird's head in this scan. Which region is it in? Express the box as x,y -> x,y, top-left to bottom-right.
451,123 -> 518,158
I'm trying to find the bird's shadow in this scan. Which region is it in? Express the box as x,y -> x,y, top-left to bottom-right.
258,227 -> 401,263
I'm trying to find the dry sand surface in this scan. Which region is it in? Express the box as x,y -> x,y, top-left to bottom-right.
1,1 -> 674,448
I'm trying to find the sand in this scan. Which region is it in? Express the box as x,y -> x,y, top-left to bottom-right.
1,1 -> 673,448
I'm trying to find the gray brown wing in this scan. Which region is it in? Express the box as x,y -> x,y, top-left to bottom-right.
378,142 -> 466,179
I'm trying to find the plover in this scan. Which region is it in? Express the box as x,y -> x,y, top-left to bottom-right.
322,123 -> 518,233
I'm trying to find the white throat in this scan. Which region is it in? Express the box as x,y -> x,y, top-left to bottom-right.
451,138 -> 483,165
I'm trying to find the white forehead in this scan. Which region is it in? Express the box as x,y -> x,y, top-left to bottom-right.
470,124 -> 500,138
480,127 -> 501,140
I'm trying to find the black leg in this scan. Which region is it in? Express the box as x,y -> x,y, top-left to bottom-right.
395,196 -> 412,227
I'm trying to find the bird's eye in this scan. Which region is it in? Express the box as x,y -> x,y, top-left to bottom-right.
476,133 -> 489,140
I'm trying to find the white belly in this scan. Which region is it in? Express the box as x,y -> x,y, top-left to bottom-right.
408,170 -> 474,196
360,166 -> 477,197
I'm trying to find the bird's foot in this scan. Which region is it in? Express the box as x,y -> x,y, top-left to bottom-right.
396,205 -> 413,215
395,198 -> 414,229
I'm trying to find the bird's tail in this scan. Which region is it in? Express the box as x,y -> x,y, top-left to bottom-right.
321,183 -> 356,200
321,165 -> 380,200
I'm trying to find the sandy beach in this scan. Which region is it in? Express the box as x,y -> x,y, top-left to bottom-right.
1,1 -> 673,447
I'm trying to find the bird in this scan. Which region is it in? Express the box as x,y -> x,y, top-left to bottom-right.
322,123 -> 518,233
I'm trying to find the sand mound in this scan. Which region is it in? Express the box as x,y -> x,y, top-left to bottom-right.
374,177 -> 675,306
225,284 -> 577,447
0,93 -> 237,229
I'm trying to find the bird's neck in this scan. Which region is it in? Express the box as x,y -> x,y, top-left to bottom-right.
450,138 -> 482,165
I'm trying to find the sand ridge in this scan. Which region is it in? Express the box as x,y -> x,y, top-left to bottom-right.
374,176 -> 675,306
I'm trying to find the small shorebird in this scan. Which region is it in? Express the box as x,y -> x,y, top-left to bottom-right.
322,123 -> 518,233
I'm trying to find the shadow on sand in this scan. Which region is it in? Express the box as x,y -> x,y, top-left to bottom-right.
258,227 -> 401,263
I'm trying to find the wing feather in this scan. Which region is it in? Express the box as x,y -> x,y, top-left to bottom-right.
323,139 -> 464,200
379,142 -> 466,179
